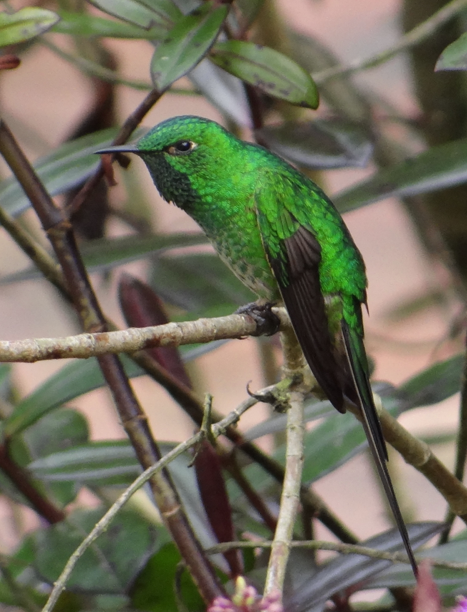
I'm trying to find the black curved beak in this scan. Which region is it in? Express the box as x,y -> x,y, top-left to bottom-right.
95,144 -> 139,155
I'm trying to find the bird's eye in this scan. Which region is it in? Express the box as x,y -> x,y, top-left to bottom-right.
167,140 -> 196,155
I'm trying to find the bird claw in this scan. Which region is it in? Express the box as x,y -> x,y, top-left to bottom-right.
236,302 -> 280,336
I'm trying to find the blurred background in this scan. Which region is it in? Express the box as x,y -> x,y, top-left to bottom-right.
0,0 -> 465,603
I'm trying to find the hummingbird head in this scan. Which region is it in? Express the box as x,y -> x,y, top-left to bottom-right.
98,116 -> 241,210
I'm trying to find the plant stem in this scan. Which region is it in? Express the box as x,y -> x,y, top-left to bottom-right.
312,0 -> 467,84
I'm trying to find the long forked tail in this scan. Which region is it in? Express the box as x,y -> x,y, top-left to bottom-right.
342,321 -> 418,577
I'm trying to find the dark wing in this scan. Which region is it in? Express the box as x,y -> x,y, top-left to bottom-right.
262,217 -> 346,413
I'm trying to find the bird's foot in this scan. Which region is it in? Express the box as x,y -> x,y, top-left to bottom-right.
236,301 -> 280,337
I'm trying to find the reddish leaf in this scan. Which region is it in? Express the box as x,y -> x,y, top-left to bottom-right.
194,441 -> 242,577
118,274 -> 192,388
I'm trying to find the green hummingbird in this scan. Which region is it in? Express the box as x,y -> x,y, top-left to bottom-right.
98,115 -> 417,575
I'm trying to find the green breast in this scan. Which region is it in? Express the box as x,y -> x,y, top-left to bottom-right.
195,203 -> 280,301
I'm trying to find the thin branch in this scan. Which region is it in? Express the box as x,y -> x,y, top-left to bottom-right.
0,444 -> 64,524
41,396 -> 255,612
264,328 -> 308,595
312,0 -> 467,84
66,86 -> 163,218
0,206 -> 65,293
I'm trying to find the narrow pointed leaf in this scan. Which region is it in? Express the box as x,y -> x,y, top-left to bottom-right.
436,33 -> 467,72
3,356 -> 143,437
398,354 -> 463,409
210,40 -> 319,108
23,409 -> 89,505
334,138 -> 467,213
287,523 -> 442,612
87,0 -> 180,30
0,233 -> 208,284
130,544 -> 205,612
366,530 -> 467,590
150,3 -> 228,92
33,508 -> 158,593
257,119 -> 373,169
150,252 -> 255,313
0,8 -> 59,47
4,341 -> 220,437
53,10 -> 166,39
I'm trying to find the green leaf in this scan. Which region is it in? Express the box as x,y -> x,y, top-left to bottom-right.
150,2 -> 228,92
87,0 -> 180,30
0,8 -> 59,47
130,545 -> 204,612
436,33 -> 467,72
23,409 -> 89,506
29,440 -> 141,486
0,364 -> 11,399
334,138 -> 467,213
399,354 -> 463,409
81,232 -> 207,271
0,233 -> 208,284
0,128 -> 143,218
210,40 -> 319,109
3,356 -> 143,438
33,508 -> 158,594
257,119 -> 373,169
53,10 -> 166,39
150,252 -> 255,313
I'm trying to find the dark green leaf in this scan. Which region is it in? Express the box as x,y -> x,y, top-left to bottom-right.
399,354 -> 463,409
436,33 -> 467,72
29,440 -> 141,486
0,8 -> 59,47
87,0 -> 180,30
23,409 -> 89,506
0,364 -> 11,399
130,545 -> 205,612
0,128 -> 142,218
239,394 -> 401,496
53,10 -> 166,39
151,2 -> 228,91
33,508 -> 158,593
4,332 -> 222,438
300,412 -> 366,484
82,232 -> 207,271
257,119 -> 373,169
150,252 -> 255,313
0,233 -> 208,284
3,356 -> 143,437
334,138 -> 467,214
287,523 -> 441,610
210,40 -> 319,108
243,399 -> 333,442
367,529 -> 467,590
